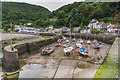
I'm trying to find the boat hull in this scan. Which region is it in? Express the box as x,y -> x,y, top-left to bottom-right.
41,47 -> 54,55
77,48 -> 89,56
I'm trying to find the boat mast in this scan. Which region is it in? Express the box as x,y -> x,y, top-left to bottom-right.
70,23 -> 72,44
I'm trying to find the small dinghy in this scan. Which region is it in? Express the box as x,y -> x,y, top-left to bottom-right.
76,41 -> 82,48
92,43 -> 101,49
93,40 -> 97,44
57,38 -> 61,43
87,40 -> 91,44
56,43 -> 61,47
64,47 -> 73,56
98,42 -> 104,45
79,39 -> 83,44
78,47 -> 90,56
63,43 -> 70,48
73,38 -> 75,42
41,47 -> 54,55
66,40 -> 69,43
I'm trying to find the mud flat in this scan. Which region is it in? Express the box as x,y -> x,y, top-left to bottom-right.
19,39 -> 111,78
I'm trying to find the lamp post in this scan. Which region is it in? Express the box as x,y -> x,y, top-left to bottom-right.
10,19 -> 13,51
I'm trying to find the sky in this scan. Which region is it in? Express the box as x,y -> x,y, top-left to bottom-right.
0,0 -> 84,11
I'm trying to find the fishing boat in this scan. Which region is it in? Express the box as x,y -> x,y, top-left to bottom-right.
77,47 -> 90,56
41,47 -> 54,55
64,47 -> 73,56
76,41 -> 82,48
92,43 -> 101,49
73,38 -> 75,42
79,39 -> 83,44
87,40 -> 91,44
66,39 -> 69,43
57,38 -> 61,43
98,42 -> 104,45
93,40 -> 97,44
63,43 -> 70,48
56,43 -> 61,47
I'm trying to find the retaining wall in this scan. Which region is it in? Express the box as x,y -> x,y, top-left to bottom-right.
63,33 -> 117,44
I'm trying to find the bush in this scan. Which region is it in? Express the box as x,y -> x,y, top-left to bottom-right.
92,29 -> 103,34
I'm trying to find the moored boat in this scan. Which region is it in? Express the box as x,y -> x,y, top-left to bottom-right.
56,43 -> 61,47
76,41 -> 82,48
57,38 -> 61,43
77,47 -> 90,56
41,47 -> 54,55
87,40 -> 91,44
64,47 -> 73,56
93,40 -> 97,44
92,43 -> 101,49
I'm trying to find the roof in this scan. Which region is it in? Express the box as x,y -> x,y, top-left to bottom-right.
90,19 -> 98,23
54,28 -> 62,32
108,25 -> 115,28
96,22 -> 105,25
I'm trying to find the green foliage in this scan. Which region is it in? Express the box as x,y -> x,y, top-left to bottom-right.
2,2 -> 120,29
2,2 -> 51,28
51,2 -> 120,28
92,29 -> 103,34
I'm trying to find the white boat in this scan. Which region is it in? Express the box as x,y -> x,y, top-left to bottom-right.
66,40 -> 69,43
64,47 -> 73,56
73,38 -> 75,42
63,43 -> 70,48
57,38 -> 61,43
87,40 -> 91,44
79,39 -> 83,44
76,41 -> 82,48
93,40 -> 97,44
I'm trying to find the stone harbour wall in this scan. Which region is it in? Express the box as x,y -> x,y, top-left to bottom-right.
63,33 -> 117,44
2,34 -> 61,72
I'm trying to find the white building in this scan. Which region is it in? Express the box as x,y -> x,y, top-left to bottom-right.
14,25 -> 36,33
26,23 -> 32,25
107,25 -> 120,34
49,18 -> 57,21
88,19 -> 105,30
88,19 -> 99,29
80,29 -> 91,34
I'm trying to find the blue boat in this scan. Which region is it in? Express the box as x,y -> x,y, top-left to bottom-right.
92,42 -> 104,49
78,47 -> 90,56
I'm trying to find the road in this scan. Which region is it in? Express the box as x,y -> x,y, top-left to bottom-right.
0,33 -> 45,41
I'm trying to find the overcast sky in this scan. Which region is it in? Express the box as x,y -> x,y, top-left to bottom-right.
0,0 -> 84,11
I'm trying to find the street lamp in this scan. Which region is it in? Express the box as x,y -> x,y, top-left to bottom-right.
10,19 -> 13,51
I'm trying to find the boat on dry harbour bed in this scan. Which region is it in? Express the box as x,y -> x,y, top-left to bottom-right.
41,47 -> 54,55
64,46 -> 74,56
77,47 -> 90,56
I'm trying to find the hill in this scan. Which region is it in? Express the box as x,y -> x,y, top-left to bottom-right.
50,2 -> 120,28
2,2 -> 51,28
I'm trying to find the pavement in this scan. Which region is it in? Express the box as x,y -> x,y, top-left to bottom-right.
109,38 -> 119,63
